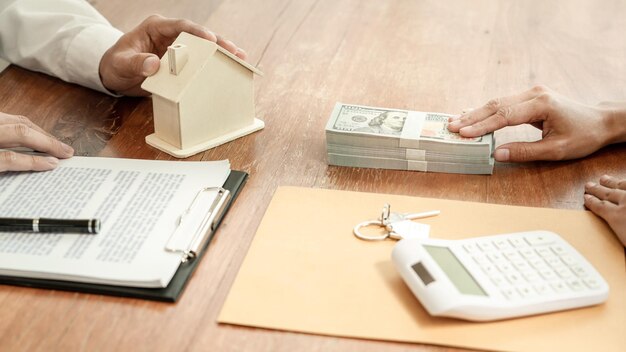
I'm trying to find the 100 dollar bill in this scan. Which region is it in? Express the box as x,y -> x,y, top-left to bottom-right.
325,103 -> 492,149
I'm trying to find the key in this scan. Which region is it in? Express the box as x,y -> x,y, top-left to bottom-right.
501,288 -> 520,300
522,271 -> 541,283
508,237 -> 527,248
472,255 -> 490,265
477,241 -> 496,252
383,210 -> 440,226
489,273 -> 508,288
480,263 -> 498,276
517,285 -> 537,299
525,233 -> 555,246
533,283 -> 551,296
493,239 -> 512,250
571,265 -> 588,277
503,250 -> 522,261
583,277 -> 602,290
487,252 -> 505,263
386,220 -> 430,240
463,243 -> 479,254
566,278 -> 585,291
551,282 -> 569,293
353,206 -> 438,241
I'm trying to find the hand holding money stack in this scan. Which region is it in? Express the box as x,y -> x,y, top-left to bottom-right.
325,103 -> 495,174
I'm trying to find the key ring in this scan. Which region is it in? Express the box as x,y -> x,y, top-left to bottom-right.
353,204 -> 440,241
353,204 -> 393,241
353,220 -> 390,241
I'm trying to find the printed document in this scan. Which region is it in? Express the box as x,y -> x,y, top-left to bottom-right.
0,156 -> 230,287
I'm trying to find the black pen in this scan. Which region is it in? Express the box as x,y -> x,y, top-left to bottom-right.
0,218 -> 100,234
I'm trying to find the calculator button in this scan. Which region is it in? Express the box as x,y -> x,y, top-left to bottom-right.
505,273 -> 525,285
525,233 -> 555,246
583,277 -> 602,290
544,257 -> 562,268
496,262 -> 514,274
554,266 -> 574,279
502,250 -> 522,261
539,269 -> 558,281
520,248 -> 537,259
480,264 -> 498,276
559,255 -> 577,266
508,237 -> 527,248
463,243 -> 479,254
550,282 -> 569,293
550,245 -> 568,256
477,241 -> 496,252
533,283 -> 551,296
522,271 -> 541,283
536,248 -> 553,258
570,265 -> 588,277
490,274 -> 509,288
493,239 -> 512,250
529,258 -> 548,270
472,255 -> 489,265
487,252 -> 505,263
566,279 -> 585,292
512,260 -> 530,272
501,288 -> 521,300
517,285 -> 537,299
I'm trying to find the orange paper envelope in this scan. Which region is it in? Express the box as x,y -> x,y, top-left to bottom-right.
219,187 -> 626,352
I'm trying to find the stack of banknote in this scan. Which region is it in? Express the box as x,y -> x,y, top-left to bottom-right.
325,103 -> 495,174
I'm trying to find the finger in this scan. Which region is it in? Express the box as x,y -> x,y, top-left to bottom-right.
448,110 -> 474,124
448,85 -> 549,132
0,114 -> 52,137
448,116 -> 460,123
585,182 -> 624,204
235,48 -> 248,60
138,54 -> 160,77
599,175 -> 626,191
451,108 -> 474,118
216,35 -> 239,56
584,194 -> 618,221
0,124 -> 74,158
143,16 -> 243,60
0,151 -> 59,172
493,140 -> 563,162
458,97 -> 548,137
112,52 -> 160,80
146,16 -> 217,43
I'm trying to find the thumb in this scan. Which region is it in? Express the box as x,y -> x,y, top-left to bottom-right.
122,53 -> 160,78
493,140 -> 557,162
140,54 -> 160,77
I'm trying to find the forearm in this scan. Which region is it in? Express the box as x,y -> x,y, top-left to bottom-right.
0,0 -> 122,94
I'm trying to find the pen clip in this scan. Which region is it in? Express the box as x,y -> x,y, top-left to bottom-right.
165,187 -> 231,263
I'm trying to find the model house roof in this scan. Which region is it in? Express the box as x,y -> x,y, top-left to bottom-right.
141,32 -> 262,102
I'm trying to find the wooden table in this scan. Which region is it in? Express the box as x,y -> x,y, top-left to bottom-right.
1,0 -> 624,350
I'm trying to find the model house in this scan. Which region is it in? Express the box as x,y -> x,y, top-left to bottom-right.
141,32 -> 264,158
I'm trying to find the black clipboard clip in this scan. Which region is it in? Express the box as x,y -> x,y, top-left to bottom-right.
165,187 -> 231,263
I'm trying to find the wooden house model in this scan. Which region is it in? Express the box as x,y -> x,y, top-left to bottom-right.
141,32 -> 264,158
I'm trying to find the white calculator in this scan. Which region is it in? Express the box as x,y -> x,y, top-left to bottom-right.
391,230 -> 609,321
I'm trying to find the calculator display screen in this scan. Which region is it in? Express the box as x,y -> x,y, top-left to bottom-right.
423,245 -> 487,296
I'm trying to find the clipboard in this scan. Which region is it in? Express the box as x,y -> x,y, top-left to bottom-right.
0,170 -> 248,302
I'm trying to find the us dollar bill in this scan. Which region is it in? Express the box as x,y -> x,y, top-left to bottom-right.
327,103 -> 483,143
421,113 -> 482,142
330,104 -> 408,136
325,102 -> 495,174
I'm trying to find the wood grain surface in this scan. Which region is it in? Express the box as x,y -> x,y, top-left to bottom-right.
0,0 -> 625,351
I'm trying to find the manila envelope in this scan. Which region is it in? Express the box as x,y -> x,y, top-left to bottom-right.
219,187 -> 625,352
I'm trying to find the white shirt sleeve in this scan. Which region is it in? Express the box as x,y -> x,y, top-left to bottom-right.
0,0 -> 123,94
